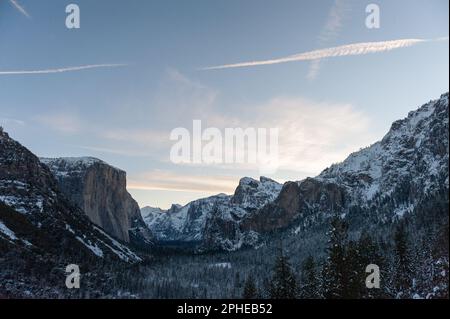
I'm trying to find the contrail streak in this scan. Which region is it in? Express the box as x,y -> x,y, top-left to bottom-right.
9,0 -> 30,18
0,63 -> 128,75
202,38 -> 441,71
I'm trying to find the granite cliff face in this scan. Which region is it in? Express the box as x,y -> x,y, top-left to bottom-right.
0,129 -> 144,297
40,157 -> 153,245
0,129 -> 142,263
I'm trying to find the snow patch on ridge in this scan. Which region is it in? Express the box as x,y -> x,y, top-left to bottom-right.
0,220 -> 18,241
75,236 -> 104,257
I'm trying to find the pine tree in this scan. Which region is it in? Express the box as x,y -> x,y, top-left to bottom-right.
322,216 -> 350,299
243,275 -> 258,299
344,241 -> 363,299
431,219 -> 449,299
269,246 -> 298,299
413,235 -> 435,298
416,219 -> 449,299
233,271 -> 242,298
299,255 -> 321,299
357,231 -> 385,298
393,222 -> 413,298
261,277 -> 272,299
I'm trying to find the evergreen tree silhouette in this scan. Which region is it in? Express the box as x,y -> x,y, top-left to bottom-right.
393,222 -> 413,298
269,242 -> 298,299
243,275 -> 258,299
300,255 -> 321,299
322,216 -> 350,299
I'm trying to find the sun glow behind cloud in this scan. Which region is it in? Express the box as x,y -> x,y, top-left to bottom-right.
116,71 -> 375,199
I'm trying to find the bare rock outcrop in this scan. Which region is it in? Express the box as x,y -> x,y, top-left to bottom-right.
41,157 -> 153,245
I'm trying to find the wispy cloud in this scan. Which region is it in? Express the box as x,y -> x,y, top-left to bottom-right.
9,0 -> 30,18
307,60 -> 322,81
153,68 -> 219,124
202,38 -> 437,70
75,145 -> 156,158
133,70 -> 376,176
126,94 -> 374,194
0,63 -> 128,75
308,0 -> 351,80
34,113 -> 82,134
100,129 -> 169,146
204,96 -> 374,175
0,117 -> 25,126
261,97 -> 372,174
317,0 -> 350,44
128,170 -> 239,194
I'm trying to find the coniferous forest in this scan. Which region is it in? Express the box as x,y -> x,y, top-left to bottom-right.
78,197 -> 448,299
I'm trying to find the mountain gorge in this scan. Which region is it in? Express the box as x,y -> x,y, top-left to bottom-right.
0,92 -> 448,298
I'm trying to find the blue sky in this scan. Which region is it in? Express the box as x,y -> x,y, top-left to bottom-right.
0,0 -> 448,208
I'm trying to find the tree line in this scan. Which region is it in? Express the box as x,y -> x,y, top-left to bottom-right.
243,216 -> 449,299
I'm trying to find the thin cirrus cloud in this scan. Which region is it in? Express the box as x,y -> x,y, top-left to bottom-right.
0,64 -> 128,75
9,0 -> 31,18
308,0 -> 351,80
202,38 -> 442,71
75,145 -> 157,158
125,97 -> 373,194
317,0 -> 350,44
204,95 -> 374,175
34,113 -> 82,134
0,117 -> 25,126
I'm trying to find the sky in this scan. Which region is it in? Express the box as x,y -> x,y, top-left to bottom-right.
0,0 -> 448,209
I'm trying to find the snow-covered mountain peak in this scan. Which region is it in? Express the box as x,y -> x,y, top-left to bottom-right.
318,92 -> 449,202
231,176 -> 282,208
41,156 -> 105,166
259,176 -> 278,184
144,93 -> 448,251
142,175 -> 283,249
238,176 -> 279,186
238,177 -> 258,185
385,93 -> 448,142
40,157 -> 120,177
140,206 -> 165,219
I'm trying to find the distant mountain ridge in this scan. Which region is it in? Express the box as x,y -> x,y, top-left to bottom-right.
142,176 -> 282,251
142,93 -> 449,251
